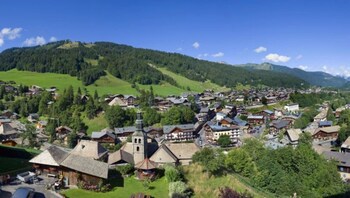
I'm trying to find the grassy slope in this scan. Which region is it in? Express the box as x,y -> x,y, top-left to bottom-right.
83,113 -> 108,136
0,157 -> 31,174
183,164 -> 272,198
154,66 -> 230,93
63,176 -> 168,198
0,69 -> 138,96
0,69 -> 190,96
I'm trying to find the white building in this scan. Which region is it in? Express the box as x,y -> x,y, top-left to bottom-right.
284,103 -> 299,113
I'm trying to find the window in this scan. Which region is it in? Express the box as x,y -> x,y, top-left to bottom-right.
136,146 -> 139,151
134,139 -> 137,143
138,138 -> 141,144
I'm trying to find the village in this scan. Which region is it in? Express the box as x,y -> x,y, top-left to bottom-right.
0,81 -> 350,198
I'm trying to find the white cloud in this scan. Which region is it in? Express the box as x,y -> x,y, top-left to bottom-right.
1,27 -> 22,40
212,52 -> 224,58
0,27 -> 22,46
254,46 -> 267,53
322,65 -> 328,72
192,42 -> 200,49
298,65 -> 308,70
49,36 -> 57,42
265,53 -> 290,63
23,36 -> 46,46
296,54 -> 303,60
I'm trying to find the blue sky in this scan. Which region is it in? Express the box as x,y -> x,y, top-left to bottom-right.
1,0 -> 350,76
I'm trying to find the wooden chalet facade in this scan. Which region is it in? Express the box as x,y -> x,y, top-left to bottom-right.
91,131 -> 116,144
247,115 -> 264,125
312,126 -> 340,141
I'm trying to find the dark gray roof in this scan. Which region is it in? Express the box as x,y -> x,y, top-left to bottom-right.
91,131 -> 116,139
47,146 -> 70,164
61,154 -> 109,179
163,124 -> 194,134
319,121 -> 333,127
271,120 -> 290,129
323,151 -> 350,167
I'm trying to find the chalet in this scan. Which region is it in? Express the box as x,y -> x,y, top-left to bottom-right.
1,139 -> 17,146
260,110 -> 274,120
270,120 -> 291,134
27,113 -> 39,123
70,140 -> 108,161
199,96 -> 216,106
55,126 -> 73,142
266,96 -> 277,104
0,122 -> 20,141
312,125 -> 340,141
323,151 -> 350,181
91,131 -> 116,144
108,94 -> 136,107
114,126 -> 163,142
219,117 -> 235,127
1,110 -> 19,119
284,103 -> 299,113
163,124 -> 196,142
314,111 -> 327,122
167,97 -> 188,106
285,129 -> 302,145
341,137 -> 350,153
247,115 -> 264,125
29,146 -> 109,186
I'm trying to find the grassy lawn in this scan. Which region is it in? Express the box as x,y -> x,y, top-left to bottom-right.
63,176 -> 168,198
83,113 -> 108,136
137,82 -> 186,96
0,157 -> 31,174
183,164 -> 271,198
154,66 -> 230,93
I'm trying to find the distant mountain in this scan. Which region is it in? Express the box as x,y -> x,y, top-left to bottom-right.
235,62 -> 348,87
0,40 -> 308,89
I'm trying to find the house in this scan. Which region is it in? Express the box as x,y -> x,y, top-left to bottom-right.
215,112 -> 226,121
29,146 -> 109,185
285,129 -> 302,145
55,126 -> 73,142
27,113 -> 39,123
1,139 -> 17,146
341,137 -> 350,153
70,140 -> 108,161
0,122 -> 20,141
91,131 -> 116,144
108,94 -> 136,107
163,124 -> 196,142
284,103 -> 299,113
36,120 -> 47,130
270,120 -> 291,135
323,151 -> 350,181
261,110 -> 274,120
312,125 -> 340,141
219,117 -> 235,127
247,115 -> 264,125
314,111 -> 327,122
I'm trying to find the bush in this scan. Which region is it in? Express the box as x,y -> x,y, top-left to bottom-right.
164,165 -> 182,182
116,163 -> 134,176
169,181 -> 189,198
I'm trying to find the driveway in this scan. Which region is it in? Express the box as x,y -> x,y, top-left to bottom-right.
0,175 -> 63,198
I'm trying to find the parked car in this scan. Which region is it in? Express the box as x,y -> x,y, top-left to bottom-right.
11,187 -> 35,198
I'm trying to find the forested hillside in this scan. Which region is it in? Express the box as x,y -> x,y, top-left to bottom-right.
0,40 -> 308,88
236,62 -> 348,87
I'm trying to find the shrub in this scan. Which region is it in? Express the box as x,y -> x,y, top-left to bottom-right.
169,181 -> 188,198
116,163 -> 134,176
164,165 -> 182,182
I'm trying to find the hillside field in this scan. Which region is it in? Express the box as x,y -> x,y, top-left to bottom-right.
0,69 -> 228,96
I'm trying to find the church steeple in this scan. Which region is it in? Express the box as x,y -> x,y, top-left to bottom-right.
132,111 -> 148,163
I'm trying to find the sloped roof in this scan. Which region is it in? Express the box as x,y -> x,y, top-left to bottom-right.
150,144 -> 178,164
323,151 -> 350,168
61,154 -> 109,179
286,129 -> 302,142
341,136 -> 350,149
108,143 -> 134,165
29,146 -> 69,166
91,131 -> 116,139
0,123 -> 18,135
313,125 -> 340,135
163,143 -> 199,160
70,140 -> 108,160
134,158 -> 158,170
163,124 -> 194,134
271,120 -> 290,129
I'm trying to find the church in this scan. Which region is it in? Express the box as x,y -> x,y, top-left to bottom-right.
108,112 -> 199,167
